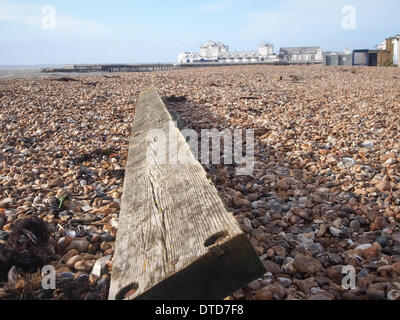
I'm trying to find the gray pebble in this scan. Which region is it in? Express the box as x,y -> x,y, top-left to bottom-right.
0,231 -> 9,241
350,220 -> 360,232
376,236 -> 389,247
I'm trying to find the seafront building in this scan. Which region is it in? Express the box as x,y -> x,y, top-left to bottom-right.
177,41 -> 279,64
177,41 -> 325,65
349,35 -> 400,67
324,49 -> 352,66
279,47 -> 324,64
377,35 -> 400,66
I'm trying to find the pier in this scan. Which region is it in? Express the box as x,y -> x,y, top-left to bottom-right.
41,64 -> 190,73
40,61 -> 292,74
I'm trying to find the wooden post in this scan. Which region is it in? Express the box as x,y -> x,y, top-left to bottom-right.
108,86 -> 265,300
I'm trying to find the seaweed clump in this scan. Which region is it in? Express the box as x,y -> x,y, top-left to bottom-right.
0,217 -> 54,281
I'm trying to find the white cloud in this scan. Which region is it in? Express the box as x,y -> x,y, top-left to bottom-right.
0,1 -> 111,37
198,1 -> 232,13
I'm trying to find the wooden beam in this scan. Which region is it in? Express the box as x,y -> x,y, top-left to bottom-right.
108,86 -> 265,300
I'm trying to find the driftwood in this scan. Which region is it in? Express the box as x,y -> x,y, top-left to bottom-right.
109,86 -> 265,300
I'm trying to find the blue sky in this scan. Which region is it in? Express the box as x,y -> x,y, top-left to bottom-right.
0,0 -> 399,65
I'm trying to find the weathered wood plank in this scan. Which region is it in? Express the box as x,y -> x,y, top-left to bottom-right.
109,86 -> 265,300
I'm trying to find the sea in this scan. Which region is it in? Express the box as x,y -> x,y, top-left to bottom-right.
0,65 -> 66,79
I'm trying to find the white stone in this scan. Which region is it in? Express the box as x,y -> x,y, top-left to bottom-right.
90,255 -> 112,277
329,226 -> 343,237
355,243 -> 372,251
362,141 -> 374,148
81,205 -> 92,213
385,158 -> 396,165
342,158 -> 356,167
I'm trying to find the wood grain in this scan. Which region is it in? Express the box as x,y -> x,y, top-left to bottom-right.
108,86 -> 265,300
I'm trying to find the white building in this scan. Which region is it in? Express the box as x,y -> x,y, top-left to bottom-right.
391,36 -> 400,66
199,41 -> 229,60
377,35 -> 400,67
177,41 -> 278,64
279,47 -> 323,63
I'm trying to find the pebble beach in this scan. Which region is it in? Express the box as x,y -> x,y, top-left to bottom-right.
1,65 -> 400,300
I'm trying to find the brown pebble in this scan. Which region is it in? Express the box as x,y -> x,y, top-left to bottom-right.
254,288 -> 273,300
233,196 -> 251,208
263,260 -> 281,274
276,178 -> 290,191
66,255 -> 84,268
74,260 -> 95,272
294,255 -> 323,274
61,249 -> 79,263
392,262 -> 400,275
376,176 -> 391,192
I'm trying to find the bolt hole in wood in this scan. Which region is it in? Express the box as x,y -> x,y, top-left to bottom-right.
115,282 -> 139,300
204,231 -> 228,247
